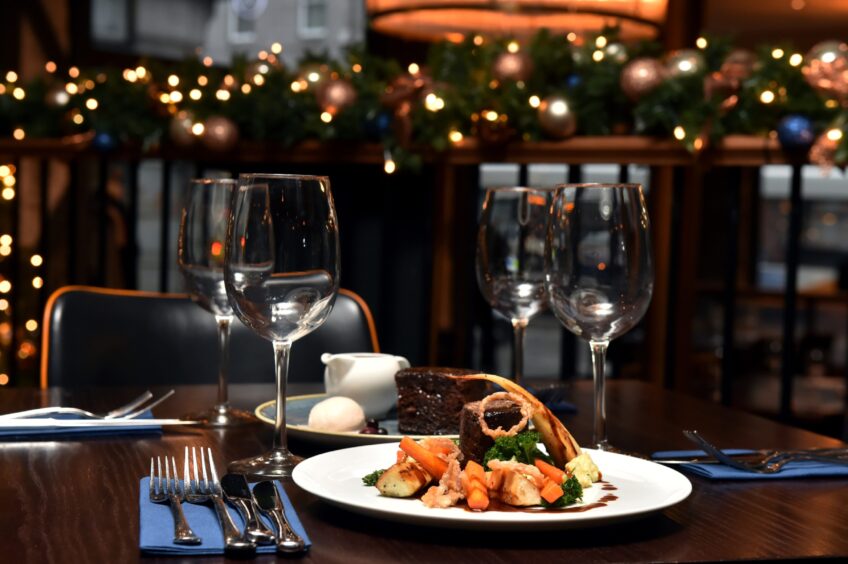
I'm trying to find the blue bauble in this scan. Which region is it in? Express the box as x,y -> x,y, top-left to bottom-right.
92,131 -> 117,152
566,74 -> 582,89
365,111 -> 392,140
777,115 -> 815,149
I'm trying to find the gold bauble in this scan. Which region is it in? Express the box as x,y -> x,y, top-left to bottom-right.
169,110 -> 196,147
620,58 -> 665,101
604,43 -> 629,64
665,49 -> 705,78
492,52 -> 533,82
537,95 -> 577,139
803,40 -> 848,100
201,116 -> 239,152
316,78 -> 357,115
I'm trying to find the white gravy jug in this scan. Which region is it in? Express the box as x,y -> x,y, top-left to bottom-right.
321,353 -> 410,419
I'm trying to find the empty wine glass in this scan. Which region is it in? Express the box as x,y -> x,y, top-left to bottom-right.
546,183 -> 653,450
224,173 -> 340,478
476,187 -> 553,384
178,178 -> 255,426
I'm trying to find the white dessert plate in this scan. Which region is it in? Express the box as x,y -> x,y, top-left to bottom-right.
292,443 -> 693,530
255,394 -> 458,448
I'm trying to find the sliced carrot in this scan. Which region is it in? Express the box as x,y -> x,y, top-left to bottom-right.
399,436 -> 448,479
464,460 -> 486,483
466,487 -> 489,510
540,478 -> 564,504
460,463 -> 490,511
534,458 -> 567,484
396,450 -> 406,464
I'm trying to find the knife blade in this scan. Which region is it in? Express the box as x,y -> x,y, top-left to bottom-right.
0,418 -> 198,428
253,480 -> 306,554
654,447 -> 848,465
221,474 -> 275,545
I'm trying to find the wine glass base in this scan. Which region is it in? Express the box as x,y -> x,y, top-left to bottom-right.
183,404 -> 257,427
227,448 -> 303,480
594,440 -> 616,452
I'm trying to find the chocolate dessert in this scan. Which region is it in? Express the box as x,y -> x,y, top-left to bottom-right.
459,397 -> 527,464
396,367 -> 485,435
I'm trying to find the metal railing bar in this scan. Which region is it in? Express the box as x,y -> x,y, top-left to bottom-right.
720,174 -> 740,406
159,160 -> 172,292
780,162 -> 804,420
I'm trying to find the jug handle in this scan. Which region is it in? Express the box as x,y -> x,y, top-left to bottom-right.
396,356 -> 411,369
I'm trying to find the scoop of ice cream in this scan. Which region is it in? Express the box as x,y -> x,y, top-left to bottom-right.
307,396 -> 366,432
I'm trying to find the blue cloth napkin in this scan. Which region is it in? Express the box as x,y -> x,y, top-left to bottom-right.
139,478 -> 311,556
653,449 -> 848,480
0,410 -> 161,439
525,385 -> 578,414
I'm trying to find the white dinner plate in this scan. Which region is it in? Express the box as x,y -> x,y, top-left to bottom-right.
255,395 -> 458,448
292,443 -> 692,530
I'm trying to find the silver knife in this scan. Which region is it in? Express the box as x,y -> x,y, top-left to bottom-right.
221,474 -> 275,545
253,480 -> 306,554
0,419 -> 198,428
655,448 -> 848,465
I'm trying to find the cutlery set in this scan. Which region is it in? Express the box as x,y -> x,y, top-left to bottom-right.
149,446 -> 305,555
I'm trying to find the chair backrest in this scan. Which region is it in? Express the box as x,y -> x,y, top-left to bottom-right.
40,286 -> 378,388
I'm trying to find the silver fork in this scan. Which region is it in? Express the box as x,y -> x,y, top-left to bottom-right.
184,447 -> 255,555
683,430 -> 848,474
0,390 -> 155,420
149,455 -> 201,545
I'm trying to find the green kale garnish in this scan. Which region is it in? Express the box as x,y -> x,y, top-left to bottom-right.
542,476 -> 584,508
483,431 -> 553,466
362,469 -> 385,486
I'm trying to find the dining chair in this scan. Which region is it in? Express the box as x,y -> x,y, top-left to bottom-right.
40,286 -> 379,388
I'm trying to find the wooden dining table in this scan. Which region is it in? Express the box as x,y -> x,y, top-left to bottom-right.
1,379 -> 846,563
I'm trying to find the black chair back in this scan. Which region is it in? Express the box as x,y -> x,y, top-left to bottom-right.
41,286 -> 378,388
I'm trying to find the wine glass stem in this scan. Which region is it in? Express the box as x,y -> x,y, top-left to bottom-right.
511,319 -> 528,384
589,339 -> 610,449
215,315 -> 232,408
272,340 -> 292,454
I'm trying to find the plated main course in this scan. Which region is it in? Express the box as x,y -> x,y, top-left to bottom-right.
358,372 -> 602,512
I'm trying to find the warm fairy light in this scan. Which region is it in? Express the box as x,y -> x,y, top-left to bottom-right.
507,41 -> 520,53
267,54 -> 278,64
85,98 -> 98,110
0,166 -> 8,176
169,91 -> 183,103
25,319 -> 38,332
271,42 -> 283,54
191,123 -> 205,135
223,75 -> 235,87
6,71 -> 18,82
484,110 -> 499,121
0,246 -> 10,257
528,95 -> 541,108
68,66 -> 79,78
0,374 -> 8,386
693,137 -> 705,151
12,128 -> 24,140
408,63 -> 420,74
2,187 -> 15,199
45,61 -> 57,73
84,79 -> 95,89
760,90 -> 775,104
159,93 -> 171,104
0,299 -> 7,311
135,66 -> 147,79
384,150 -> 396,174
673,126 -> 686,140
211,241 -> 223,256
167,74 -> 179,87
320,111 -> 333,123
32,277 -> 43,289
253,74 -> 265,86
241,83 -> 252,94
825,99 -> 839,108
123,69 -> 138,82
12,87 -> 25,100
424,92 -> 445,111
771,48 -> 784,59
72,113 -> 84,124
696,37 -> 708,49
215,89 -> 230,101
258,50 -> 268,60
473,35 -> 484,46
202,56 -> 213,67
789,53 -> 803,67
0,280 -> 11,293
306,71 -> 321,83
189,88 -> 201,100
592,50 -> 604,62
826,128 -> 844,142
595,36 -> 607,48
257,63 -> 270,74
291,80 -> 304,92
0,84 -> 4,94
488,79 -> 499,89
65,82 -> 78,94
0,234 -> 11,245
566,32 -> 577,42
448,129 -> 464,143
30,254 -> 43,267
197,75 -> 208,86
352,63 -> 362,73
3,175 -> 14,187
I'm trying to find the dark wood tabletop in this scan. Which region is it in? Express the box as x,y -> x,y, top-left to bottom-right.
1,380 -> 846,563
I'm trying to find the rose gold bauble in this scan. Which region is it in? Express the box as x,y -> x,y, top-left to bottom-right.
604,42 -> 629,64
803,40 -> 848,100
316,78 -> 357,114
665,49 -> 705,78
201,116 -> 238,152
169,110 -> 196,147
381,72 -> 431,109
704,71 -> 740,112
720,49 -> 757,82
620,57 -> 665,101
492,51 -> 533,82
537,95 -> 577,139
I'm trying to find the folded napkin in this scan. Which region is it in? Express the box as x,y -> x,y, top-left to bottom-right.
0,410 -> 161,439
653,449 -> 848,480
526,385 -> 578,414
139,478 -> 311,556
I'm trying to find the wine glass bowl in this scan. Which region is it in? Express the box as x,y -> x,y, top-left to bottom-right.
476,187 -> 553,383
178,178 -> 255,427
225,173 -> 340,479
546,183 -> 653,449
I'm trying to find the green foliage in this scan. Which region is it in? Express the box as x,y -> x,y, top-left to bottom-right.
362,468 -> 385,487
541,475 -> 584,508
483,431 -> 553,466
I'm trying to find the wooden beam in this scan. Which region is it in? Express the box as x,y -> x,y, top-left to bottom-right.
21,0 -> 68,67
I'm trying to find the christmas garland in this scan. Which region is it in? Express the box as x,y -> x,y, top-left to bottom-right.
0,29 -> 846,171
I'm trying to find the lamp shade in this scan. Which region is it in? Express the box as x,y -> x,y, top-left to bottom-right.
366,0 -> 668,42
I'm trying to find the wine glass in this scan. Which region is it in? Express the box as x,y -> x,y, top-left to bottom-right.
178,178 -> 255,426
224,173 -> 340,478
545,183 -> 653,450
476,187 -> 553,384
